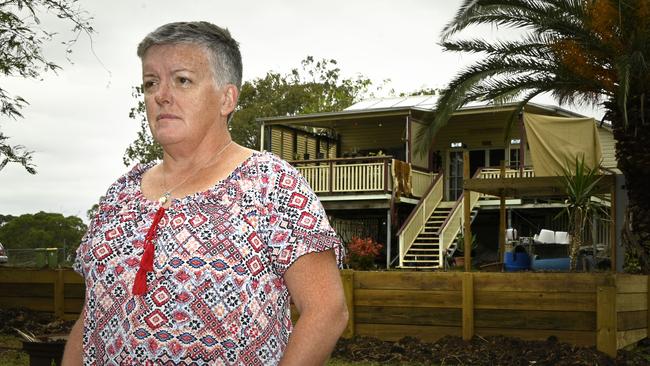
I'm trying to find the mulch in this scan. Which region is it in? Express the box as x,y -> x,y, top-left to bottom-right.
0,308 -> 75,341
2,307 -> 650,365
333,335 -> 650,365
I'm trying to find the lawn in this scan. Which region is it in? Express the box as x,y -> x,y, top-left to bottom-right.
0,335 -> 28,366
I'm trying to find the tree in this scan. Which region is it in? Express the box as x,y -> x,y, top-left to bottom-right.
0,214 -> 16,226
123,57 -> 373,165
0,212 -> 87,255
122,86 -> 162,166
0,0 -> 94,174
418,0 -> 650,273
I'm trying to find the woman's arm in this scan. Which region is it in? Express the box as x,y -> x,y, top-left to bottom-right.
280,250 -> 348,366
62,307 -> 85,366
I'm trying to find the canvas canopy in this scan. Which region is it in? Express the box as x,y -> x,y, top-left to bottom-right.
523,113 -> 602,176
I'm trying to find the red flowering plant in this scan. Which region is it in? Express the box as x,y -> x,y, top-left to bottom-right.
345,236 -> 383,270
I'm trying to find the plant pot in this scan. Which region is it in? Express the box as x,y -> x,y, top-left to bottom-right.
22,341 -> 65,366
454,257 -> 465,267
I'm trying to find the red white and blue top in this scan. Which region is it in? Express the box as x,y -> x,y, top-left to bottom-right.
74,152 -> 342,365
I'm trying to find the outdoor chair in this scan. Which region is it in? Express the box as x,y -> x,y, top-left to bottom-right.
506,228 -> 518,241
536,229 -> 555,244
554,231 -> 570,244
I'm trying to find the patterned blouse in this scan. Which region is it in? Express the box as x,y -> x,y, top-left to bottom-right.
74,152 -> 342,365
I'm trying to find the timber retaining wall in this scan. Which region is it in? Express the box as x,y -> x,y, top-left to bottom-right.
0,268 -> 646,357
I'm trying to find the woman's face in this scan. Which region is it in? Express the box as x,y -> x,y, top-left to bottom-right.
141,43 -> 228,147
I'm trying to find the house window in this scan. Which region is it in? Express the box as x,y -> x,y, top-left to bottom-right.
510,147 -> 521,168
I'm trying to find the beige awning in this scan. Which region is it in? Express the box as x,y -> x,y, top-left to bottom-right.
524,113 -> 602,176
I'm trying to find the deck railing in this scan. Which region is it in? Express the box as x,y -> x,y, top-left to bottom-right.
293,157 -> 436,197
411,169 -> 437,197
333,162 -> 385,192
478,167 -> 535,179
476,167 -> 535,199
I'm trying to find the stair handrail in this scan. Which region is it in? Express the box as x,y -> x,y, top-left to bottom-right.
397,173 -> 444,267
436,170 -> 482,263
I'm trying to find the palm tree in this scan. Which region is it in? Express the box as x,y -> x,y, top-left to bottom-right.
419,0 -> 650,272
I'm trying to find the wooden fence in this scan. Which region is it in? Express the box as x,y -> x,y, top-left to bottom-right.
0,269 -> 647,357
348,271 -> 648,357
0,268 -> 84,321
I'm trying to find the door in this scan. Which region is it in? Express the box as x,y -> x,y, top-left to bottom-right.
469,150 -> 485,177
448,151 -> 464,200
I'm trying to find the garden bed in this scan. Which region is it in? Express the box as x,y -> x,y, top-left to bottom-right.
333,335 -> 650,365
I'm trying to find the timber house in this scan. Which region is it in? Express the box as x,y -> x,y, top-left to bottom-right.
257,96 -> 620,269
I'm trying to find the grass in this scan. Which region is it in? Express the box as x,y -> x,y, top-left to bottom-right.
0,335 -> 28,366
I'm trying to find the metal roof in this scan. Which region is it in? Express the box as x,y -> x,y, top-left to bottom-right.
257,96 -> 587,124
344,95 -> 438,111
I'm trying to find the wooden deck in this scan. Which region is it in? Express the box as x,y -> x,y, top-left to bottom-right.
291,156 -> 436,198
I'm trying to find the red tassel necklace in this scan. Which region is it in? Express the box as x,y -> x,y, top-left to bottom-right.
132,140 -> 234,296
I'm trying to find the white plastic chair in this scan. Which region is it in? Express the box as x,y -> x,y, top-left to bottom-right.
554,231 -> 570,244
537,229 -> 555,244
506,228 -> 517,241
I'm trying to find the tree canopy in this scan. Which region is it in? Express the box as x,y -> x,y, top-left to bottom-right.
0,212 -> 87,253
426,0 -> 650,272
0,0 -> 94,174
0,214 -> 16,227
123,57 -> 373,165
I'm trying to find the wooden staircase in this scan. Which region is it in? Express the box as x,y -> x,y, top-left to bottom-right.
401,203 -> 479,269
398,174 -> 481,270
400,204 -> 452,268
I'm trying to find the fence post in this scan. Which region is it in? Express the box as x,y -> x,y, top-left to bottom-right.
647,276 -> 650,345
54,269 -> 64,319
340,269 -> 355,338
596,283 -> 617,357
462,272 -> 474,340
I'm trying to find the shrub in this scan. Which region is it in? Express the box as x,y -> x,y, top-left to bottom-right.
345,236 -> 382,270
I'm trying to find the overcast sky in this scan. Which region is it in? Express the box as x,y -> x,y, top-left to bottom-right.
0,0 -> 602,221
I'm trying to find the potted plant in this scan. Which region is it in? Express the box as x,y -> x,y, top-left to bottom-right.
16,328 -> 65,366
453,231 -> 478,267
345,236 -> 383,270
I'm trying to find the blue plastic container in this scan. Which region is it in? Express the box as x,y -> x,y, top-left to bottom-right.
504,251 -> 530,271
530,256 -> 570,271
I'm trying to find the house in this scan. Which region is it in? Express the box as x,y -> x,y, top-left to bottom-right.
257,95 -> 619,269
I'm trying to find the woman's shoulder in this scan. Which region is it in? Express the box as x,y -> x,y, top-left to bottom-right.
102,161 -> 157,203
249,151 -> 300,177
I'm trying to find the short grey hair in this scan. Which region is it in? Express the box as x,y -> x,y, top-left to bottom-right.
137,21 -> 243,91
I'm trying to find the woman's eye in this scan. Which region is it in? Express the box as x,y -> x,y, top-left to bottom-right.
143,80 -> 157,91
178,77 -> 191,86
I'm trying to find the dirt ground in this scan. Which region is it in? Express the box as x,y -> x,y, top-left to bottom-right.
333,335 -> 650,366
2,308 -> 650,365
0,308 -> 74,339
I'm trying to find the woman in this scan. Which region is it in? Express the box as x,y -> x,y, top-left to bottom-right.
63,21 -> 347,366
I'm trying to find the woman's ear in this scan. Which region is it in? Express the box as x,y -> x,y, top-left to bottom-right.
221,84 -> 239,117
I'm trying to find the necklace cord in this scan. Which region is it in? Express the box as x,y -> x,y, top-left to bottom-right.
160,140 -> 233,204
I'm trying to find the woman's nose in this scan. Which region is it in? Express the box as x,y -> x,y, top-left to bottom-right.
154,81 -> 172,105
